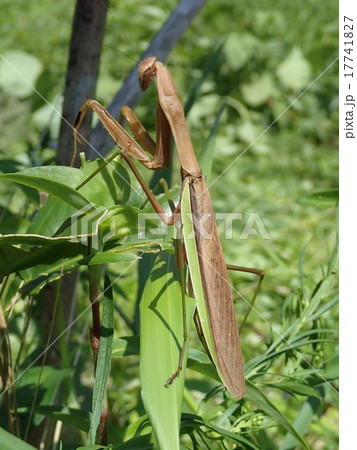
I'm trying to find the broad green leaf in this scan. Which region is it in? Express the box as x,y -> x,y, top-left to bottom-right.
18,257 -> 81,295
0,51 -> 43,98
224,33 -> 259,71
81,158 -> 131,205
187,348 -> 220,381
27,196 -> 77,237
22,161 -> 130,237
0,167 -> 90,209
0,243 -> 28,281
98,205 -> 157,243
0,428 -> 37,450
0,230 -> 86,286
140,252 -> 196,450
0,164 -> 129,211
0,208 -> 167,283
241,72 -> 275,106
120,415 -> 152,447
0,239 -> 85,282
21,253 -> 83,289
33,406 -> 89,432
16,367 -> 73,426
87,240 -> 169,265
87,252 -> 139,265
276,47 -> 311,91
112,336 -> 140,357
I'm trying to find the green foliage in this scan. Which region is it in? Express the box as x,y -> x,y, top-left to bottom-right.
0,0 -> 338,449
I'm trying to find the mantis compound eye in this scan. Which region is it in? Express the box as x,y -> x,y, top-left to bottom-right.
138,56 -> 158,91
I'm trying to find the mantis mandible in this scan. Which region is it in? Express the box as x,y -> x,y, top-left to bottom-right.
74,56 -> 264,399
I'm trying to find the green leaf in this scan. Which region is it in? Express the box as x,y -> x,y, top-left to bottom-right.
299,189 -> 339,207
198,103 -> 226,183
16,367 -> 73,426
276,47 -> 312,91
0,237 -> 86,282
113,433 -> 153,449
263,380 -> 320,397
0,428 -> 37,450
112,336 -> 140,357
181,413 -> 260,449
34,405 -> 89,432
184,44 -> 223,116
224,33 -> 259,71
87,240 -> 169,265
0,233 -> 78,246
81,158 -> 131,205
21,162 -> 130,238
27,196 -> 76,237
77,446 -> 107,450
241,72 -> 275,106
98,205 -> 156,242
0,51 -> 43,98
0,167 -> 90,209
88,277 -> 114,444
246,380 -> 310,449
140,252 -> 196,450
279,396 -> 322,450
0,163 -> 130,211
187,349 -> 220,381
19,256 -> 82,295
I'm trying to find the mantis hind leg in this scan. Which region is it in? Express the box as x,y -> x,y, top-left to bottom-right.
226,264 -> 265,332
147,179 -> 190,387
165,231 -> 189,387
193,264 -> 264,367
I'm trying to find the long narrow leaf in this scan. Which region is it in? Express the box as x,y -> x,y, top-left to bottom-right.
246,380 -> 310,449
279,396 -> 322,450
140,251 -> 196,450
88,276 -> 114,444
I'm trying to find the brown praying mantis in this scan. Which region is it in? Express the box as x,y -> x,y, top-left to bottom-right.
73,56 -> 264,399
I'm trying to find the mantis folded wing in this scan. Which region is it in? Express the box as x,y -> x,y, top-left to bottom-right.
181,178 -> 245,398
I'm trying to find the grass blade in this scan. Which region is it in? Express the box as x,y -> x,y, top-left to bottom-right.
88,276 -> 114,444
246,380 -> 310,449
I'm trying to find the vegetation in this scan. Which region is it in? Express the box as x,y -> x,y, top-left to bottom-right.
0,0 -> 338,449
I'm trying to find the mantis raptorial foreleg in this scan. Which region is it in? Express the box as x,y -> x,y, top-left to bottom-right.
74,58 -> 201,177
